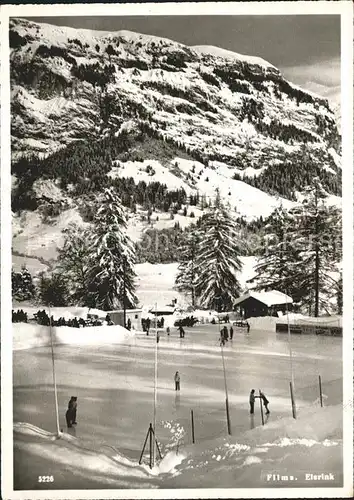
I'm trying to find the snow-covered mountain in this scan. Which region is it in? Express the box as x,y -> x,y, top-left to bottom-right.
10,17 -> 342,261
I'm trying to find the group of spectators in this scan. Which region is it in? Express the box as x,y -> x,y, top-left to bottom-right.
211,314 -> 230,325
12,309 -> 28,323
34,310 -> 92,328
174,316 -> 197,327
12,308 -> 115,328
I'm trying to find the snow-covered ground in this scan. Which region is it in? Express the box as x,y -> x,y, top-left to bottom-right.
14,403 -> 343,490
13,323 -> 342,489
13,322 -> 134,350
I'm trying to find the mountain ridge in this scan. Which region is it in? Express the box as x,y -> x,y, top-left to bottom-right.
10,17 -> 341,232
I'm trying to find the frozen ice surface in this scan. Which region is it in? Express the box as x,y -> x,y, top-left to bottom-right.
13,324 -> 342,489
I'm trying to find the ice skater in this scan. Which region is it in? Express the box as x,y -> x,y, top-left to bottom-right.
246,321 -> 250,333
66,396 -> 77,427
249,389 -> 256,414
178,325 -> 185,338
229,326 -> 233,340
260,391 -> 270,414
174,371 -> 180,391
69,396 -> 78,425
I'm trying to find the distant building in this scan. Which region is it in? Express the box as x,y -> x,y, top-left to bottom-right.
148,305 -> 176,316
107,309 -> 142,329
234,290 -> 293,319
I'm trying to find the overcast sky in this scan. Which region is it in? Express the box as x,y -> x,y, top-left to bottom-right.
26,15 -> 341,104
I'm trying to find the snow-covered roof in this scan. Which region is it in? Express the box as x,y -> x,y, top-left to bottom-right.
148,305 -> 176,314
107,308 -> 142,314
234,290 -> 293,307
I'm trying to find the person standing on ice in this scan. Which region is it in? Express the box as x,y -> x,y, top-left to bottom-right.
229,326 -> 234,340
66,396 -> 77,427
65,406 -> 73,428
260,391 -> 270,414
223,326 -> 229,341
178,325 -> 185,338
70,396 -> 78,425
249,389 -> 256,414
174,371 -> 181,391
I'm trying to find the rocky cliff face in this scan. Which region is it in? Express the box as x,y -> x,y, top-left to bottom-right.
10,17 -> 341,219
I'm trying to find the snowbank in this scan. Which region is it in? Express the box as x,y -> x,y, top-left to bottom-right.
13,323 -> 134,351
13,405 -> 343,489
247,314 -> 342,332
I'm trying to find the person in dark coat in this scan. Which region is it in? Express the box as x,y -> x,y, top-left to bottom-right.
65,407 -> 73,427
67,396 -> 78,426
249,389 -> 256,414
246,321 -> 250,333
174,371 -> 180,391
223,326 -> 229,341
229,326 -> 234,340
66,396 -> 75,427
260,391 -> 270,414
178,325 -> 185,338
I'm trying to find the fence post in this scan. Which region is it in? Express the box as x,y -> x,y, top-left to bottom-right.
290,382 -> 297,419
225,398 -> 232,435
319,375 -> 323,407
259,390 -> 264,425
149,423 -> 153,469
191,410 -> 195,444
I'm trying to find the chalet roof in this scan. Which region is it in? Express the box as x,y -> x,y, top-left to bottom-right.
148,305 -> 176,314
234,290 -> 293,307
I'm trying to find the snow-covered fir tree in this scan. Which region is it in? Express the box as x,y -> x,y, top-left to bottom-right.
12,266 -> 36,301
248,206 -> 302,305
193,189 -> 242,310
85,187 -> 137,311
38,272 -> 69,306
175,229 -> 200,307
250,182 -> 341,315
289,178 -> 341,316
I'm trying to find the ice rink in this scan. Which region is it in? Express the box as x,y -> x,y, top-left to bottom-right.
13,324 -> 342,488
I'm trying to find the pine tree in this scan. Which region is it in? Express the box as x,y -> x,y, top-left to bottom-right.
85,187 -> 137,310
250,186 -> 341,315
21,266 -> 36,300
289,179 -> 341,316
38,272 -> 69,306
194,190 -> 242,310
249,206 -> 301,302
12,266 -> 36,301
